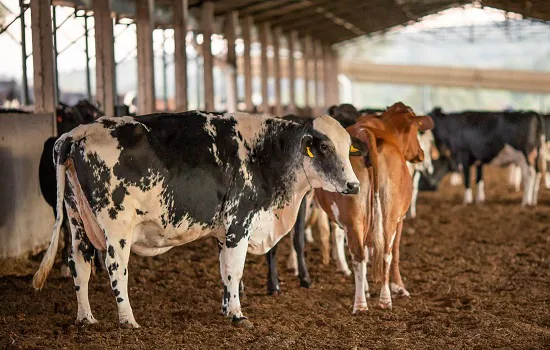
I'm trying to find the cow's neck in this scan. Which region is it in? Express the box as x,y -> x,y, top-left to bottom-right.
247,164 -> 312,255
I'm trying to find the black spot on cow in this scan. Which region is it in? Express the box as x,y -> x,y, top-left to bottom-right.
108,245 -> 115,259
109,183 -> 128,219
234,294 -> 236,298
101,119 -> 118,128
75,285 -> 80,292
124,268 -> 127,276
222,285 -> 230,315
112,280 -> 118,288
119,239 -> 126,249
73,149 -> 111,214
227,275 -> 231,281
117,297 -> 124,303
114,289 -> 120,296
108,262 -> 119,276
135,209 -> 146,215
68,260 -> 77,278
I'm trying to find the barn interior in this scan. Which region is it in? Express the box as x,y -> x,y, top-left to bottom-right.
0,0 -> 549,348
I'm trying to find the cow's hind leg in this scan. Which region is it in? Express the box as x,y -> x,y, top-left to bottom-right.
266,244 -> 281,295
390,220 -> 409,298
65,199 -> 97,325
104,230 -> 138,328
220,227 -> 252,328
60,208 -> 72,278
475,164 -> 485,203
462,162 -> 473,204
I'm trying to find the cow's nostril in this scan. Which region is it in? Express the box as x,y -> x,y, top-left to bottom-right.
345,182 -> 360,194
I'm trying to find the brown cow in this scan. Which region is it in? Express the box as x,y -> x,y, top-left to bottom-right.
315,102 -> 433,312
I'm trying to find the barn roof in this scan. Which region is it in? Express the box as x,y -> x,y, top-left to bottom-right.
52,0 -> 550,44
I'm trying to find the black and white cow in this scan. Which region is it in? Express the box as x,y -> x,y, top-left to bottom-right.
33,111 -> 361,328
429,108 -> 546,205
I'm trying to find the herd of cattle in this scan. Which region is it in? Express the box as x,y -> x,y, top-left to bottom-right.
30,100 -> 549,329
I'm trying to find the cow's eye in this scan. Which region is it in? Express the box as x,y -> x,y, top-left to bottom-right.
320,142 -> 329,153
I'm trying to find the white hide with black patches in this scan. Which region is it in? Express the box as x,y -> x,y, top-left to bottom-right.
33,111 -> 360,328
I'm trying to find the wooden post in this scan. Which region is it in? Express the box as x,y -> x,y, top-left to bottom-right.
273,27 -> 282,116
30,0 -> 56,115
136,0 -> 156,114
241,16 -> 253,112
225,11 -> 238,113
288,30 -> 297,111
323,44 -> 333,107
93,0 -> 116,116
332,48 -> 340,105
259,22 -> 270,115
303,35 -> 312,108
312,39 -> 320,110
174,0 -> 188,111
201,1 -> 215,111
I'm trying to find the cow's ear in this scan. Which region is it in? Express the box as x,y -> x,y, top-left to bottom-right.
349,137 -> 368,156
301,134 -> 314,158
411,115 -> 434,131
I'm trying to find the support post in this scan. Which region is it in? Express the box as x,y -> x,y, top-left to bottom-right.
173,0 -> 188,111
136,0 -> 156,114
30,0 -> 57,115
241,16 -> 253,112
331,48 -> 340,105
162,30 -> 168,111
287,30 -> 297,111
93,0 -> 116,115
273,27 -> 282,116
52,5 -> 59,101
314,40 -> 323,110
84,13 -> 92,100
225,11 -> 238,113
303,35 -> 312,109
259,22 -> 270,115
323,44 -> 332,107
201,1 -> 214,111
19,1 -> 29,105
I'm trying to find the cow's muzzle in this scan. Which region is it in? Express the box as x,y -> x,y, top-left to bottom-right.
342,181 -> 360,195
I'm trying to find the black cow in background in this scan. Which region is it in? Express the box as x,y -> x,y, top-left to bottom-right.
39,100 -> 104,277
429,107 -> 545,206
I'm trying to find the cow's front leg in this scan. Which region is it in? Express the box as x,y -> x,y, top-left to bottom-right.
293,197 -> 311,288
332,222 -> 351,276
104,234 -> 138,329
220,228 -> 252,328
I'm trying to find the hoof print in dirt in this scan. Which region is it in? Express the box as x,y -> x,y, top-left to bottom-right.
232,316 -> 253,329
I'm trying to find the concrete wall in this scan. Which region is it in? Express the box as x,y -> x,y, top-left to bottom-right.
0,113 -> 55,258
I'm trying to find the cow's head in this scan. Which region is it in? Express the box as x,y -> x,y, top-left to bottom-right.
301,115 -> 361,194
381,102 -> 434,163
328,103 -> 360,128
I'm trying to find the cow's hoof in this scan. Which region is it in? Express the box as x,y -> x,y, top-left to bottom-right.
119,321 -> 141,329
232,316 -> 253,329
61,265 -> 72,278
299,277 -> 311,289
75,317 -> 98,326
390,283 -> 410,298
352,304 -> 368,314
268,288 -> 282,296
379,300 -> 393,310
366,292 -> 371,299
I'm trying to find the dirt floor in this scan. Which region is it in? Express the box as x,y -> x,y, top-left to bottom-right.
1,166 -> 549,349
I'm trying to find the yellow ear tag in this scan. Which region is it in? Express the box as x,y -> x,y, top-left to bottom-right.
418,121 -> 423,126
306,146 -> 314,158
350,145 -> 359,153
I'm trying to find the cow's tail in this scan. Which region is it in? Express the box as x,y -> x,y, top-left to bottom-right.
33,137 -> 73,290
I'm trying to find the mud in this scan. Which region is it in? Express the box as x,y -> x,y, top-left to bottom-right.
1,166 -> 549,349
